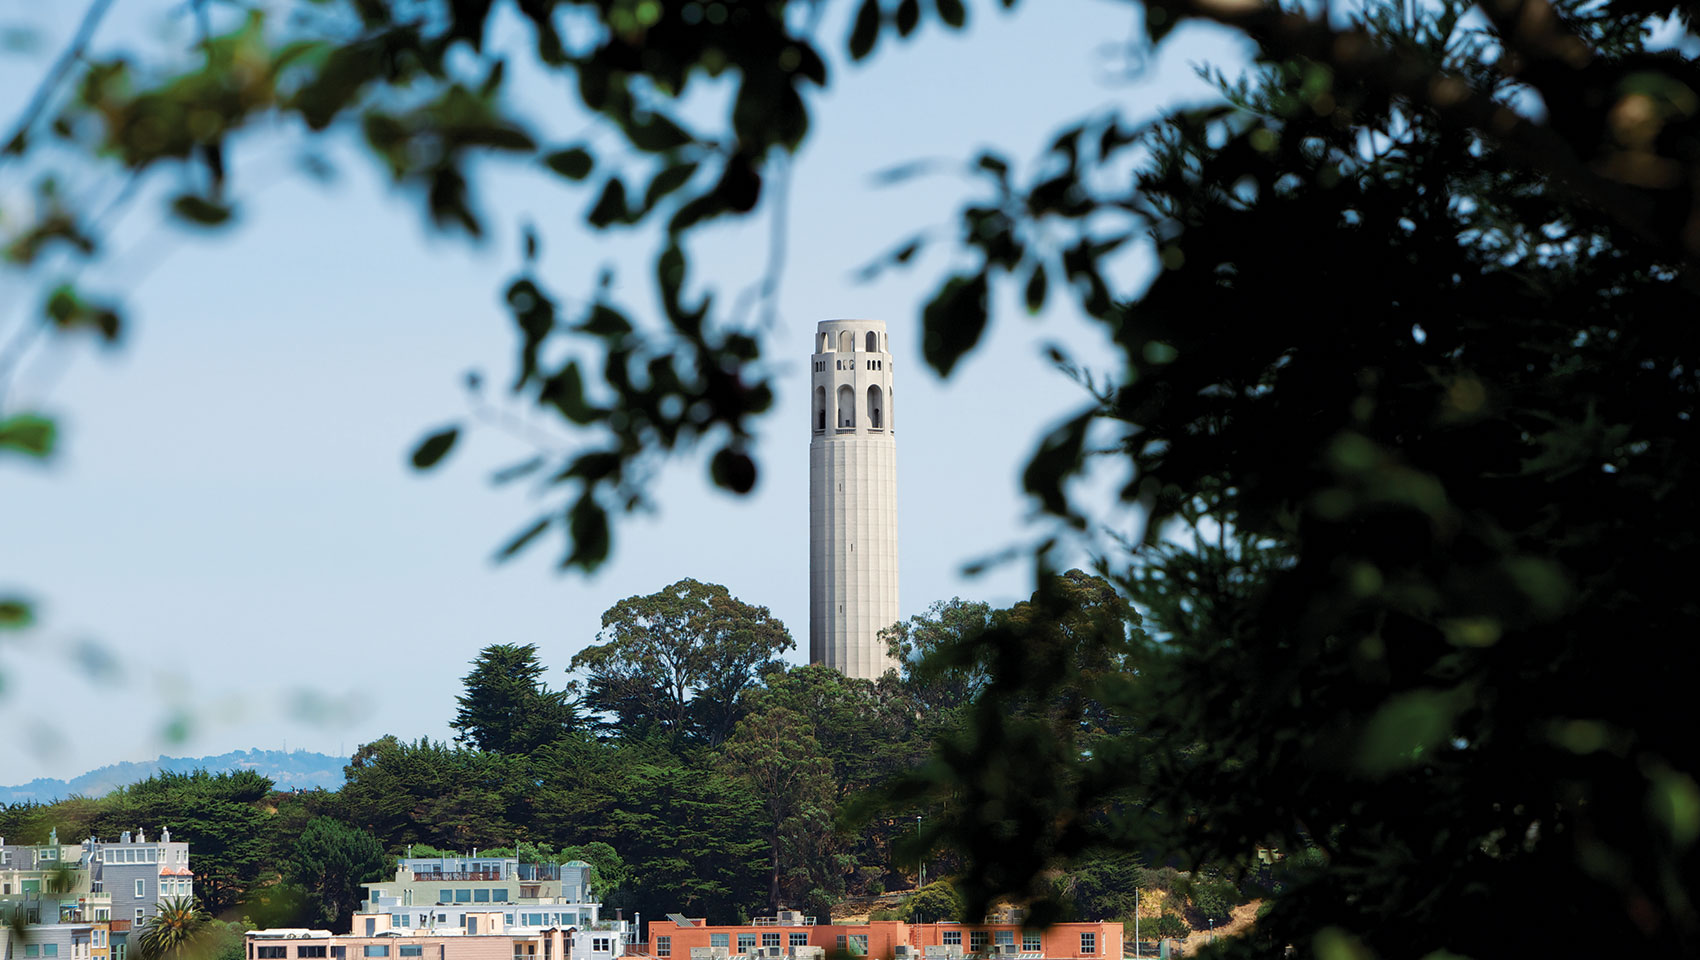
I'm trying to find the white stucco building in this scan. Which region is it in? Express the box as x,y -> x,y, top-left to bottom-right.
809,319 -> 900,680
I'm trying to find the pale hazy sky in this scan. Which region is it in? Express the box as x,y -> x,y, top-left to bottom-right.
0,0 -> 1249,783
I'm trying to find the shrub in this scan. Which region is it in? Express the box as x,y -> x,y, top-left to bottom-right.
1151,915 -> 1190,940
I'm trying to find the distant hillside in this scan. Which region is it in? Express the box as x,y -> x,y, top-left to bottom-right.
0,749 -> 346,803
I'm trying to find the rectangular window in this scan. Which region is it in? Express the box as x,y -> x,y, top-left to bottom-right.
847,937 -> 867,956
299,948 -> 329,958
656,938 -> 671,957
762,935 -> 780,949
364,948 -> 390,958
455,890 -> 472,903
1021,935 -> 1040,953
398,949 -> 422,958
439,889 -> 453,903
257,948 -> 288,958
788,935 -> 807,948
396,915 -> 410,928
969,934 -> 987,954
592,940 -> 612,953
1078,935 -> 1095,956
135,880 -> 146,898
710,936 -> 729,949
115,945 -> 126,960
994,933 -> 1013,949
474,890 -> 491,903
46,947 -> 60,958
492,889 -> 508,902
437,915 -> 447,924
26,947 -> 40,958
942,933 -> 961,947
136,909 -> 145,923
737,935 -> 756,953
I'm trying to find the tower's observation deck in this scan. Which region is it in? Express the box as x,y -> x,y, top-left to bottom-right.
809,319 -> 899,679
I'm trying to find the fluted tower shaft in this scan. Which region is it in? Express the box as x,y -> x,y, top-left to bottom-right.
809,320 -> 899,679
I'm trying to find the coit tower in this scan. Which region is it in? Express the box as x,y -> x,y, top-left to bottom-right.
809,319 -> 900,680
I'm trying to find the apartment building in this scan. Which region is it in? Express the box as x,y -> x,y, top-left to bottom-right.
1,828 -> 192,960
360,856 -> 610,936
642,912 -> 1122,960
246,908 -> 632,960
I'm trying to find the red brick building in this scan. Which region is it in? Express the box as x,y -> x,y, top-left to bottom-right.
642,914 -> 1121,960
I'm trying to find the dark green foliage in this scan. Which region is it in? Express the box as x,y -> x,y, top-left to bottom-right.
1148,915 -> 1188,940
571,579 -> 793,746
1057,851 -> 1144,920
887,880 -> 963,923
283,817 -> 389,930
451,643 -> 578,753
722,706 -> 841,914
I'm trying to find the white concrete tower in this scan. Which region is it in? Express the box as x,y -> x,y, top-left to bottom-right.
809,319 -> 900,680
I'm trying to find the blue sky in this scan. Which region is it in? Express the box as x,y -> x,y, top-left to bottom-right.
0,0 -> 1249,782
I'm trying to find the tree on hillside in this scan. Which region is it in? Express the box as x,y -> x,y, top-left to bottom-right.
571,579 -> 791,745
101,771 -> 273,915
721,705 -> 842,914
338,736 -> 526,848
284,817 -> 390,930
452,643 -> 579,754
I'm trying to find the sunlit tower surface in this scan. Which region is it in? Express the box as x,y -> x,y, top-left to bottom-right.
809,319 -> 900,680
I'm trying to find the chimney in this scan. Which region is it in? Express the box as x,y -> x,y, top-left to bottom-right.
121,831 -> 132,844
161,828 -> 171,843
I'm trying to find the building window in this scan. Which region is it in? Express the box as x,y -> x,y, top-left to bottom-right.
1078,934 -> 1095,956
837,384 -> 855,427
737,935 -> 756,953
364,948 -> 390,958
789,935 -> 808,949
114,945 -> 126,960
455,890 -> 472,903
942,933 -> 961,947
398,949 -> 422,958
439,890 -> 453,904
710,936 -> 729,949
492,889 -> 508,902
866,331 -> 878,352
866,384 -> 883,429
847,937 -> 867,956
474,890 -> 491,903
761,934 -> 780,949
970,933 -> 987,954
656,937 -> 671,957
994,933 -> 1013,950
258,948 -> 288,959
45,947 -> 60,958
300,948 -> 329,958
136,909 -> 145,923
592,940 -> 612,953
26,947 -> 40,958
437,915 -> 447,924
135,880 -> 146,897
1021,934 -> 1040,953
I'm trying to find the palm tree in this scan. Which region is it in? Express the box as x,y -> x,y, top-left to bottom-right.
133,898 -> 211,960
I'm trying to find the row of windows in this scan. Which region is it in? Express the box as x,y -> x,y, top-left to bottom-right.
935,932 -> 1061,953
814,385 -> 888,431
256,947 -> 332,959
103,847 -> 186,864
436,888 -> 508,903
818,331 -> 886,353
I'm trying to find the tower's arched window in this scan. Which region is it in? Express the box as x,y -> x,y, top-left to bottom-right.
837,385 -> 855,428
866,331 -> 878,353
889,388 -> 894,430
819,332 -> 831,353
839,330 -> 854,352
867,384 -> 883,430
814,386 -> 827,432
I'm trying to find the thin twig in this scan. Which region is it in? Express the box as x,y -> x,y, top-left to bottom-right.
0,0 -> 119,170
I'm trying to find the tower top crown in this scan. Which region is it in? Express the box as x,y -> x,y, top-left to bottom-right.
814,318 -> 888,355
